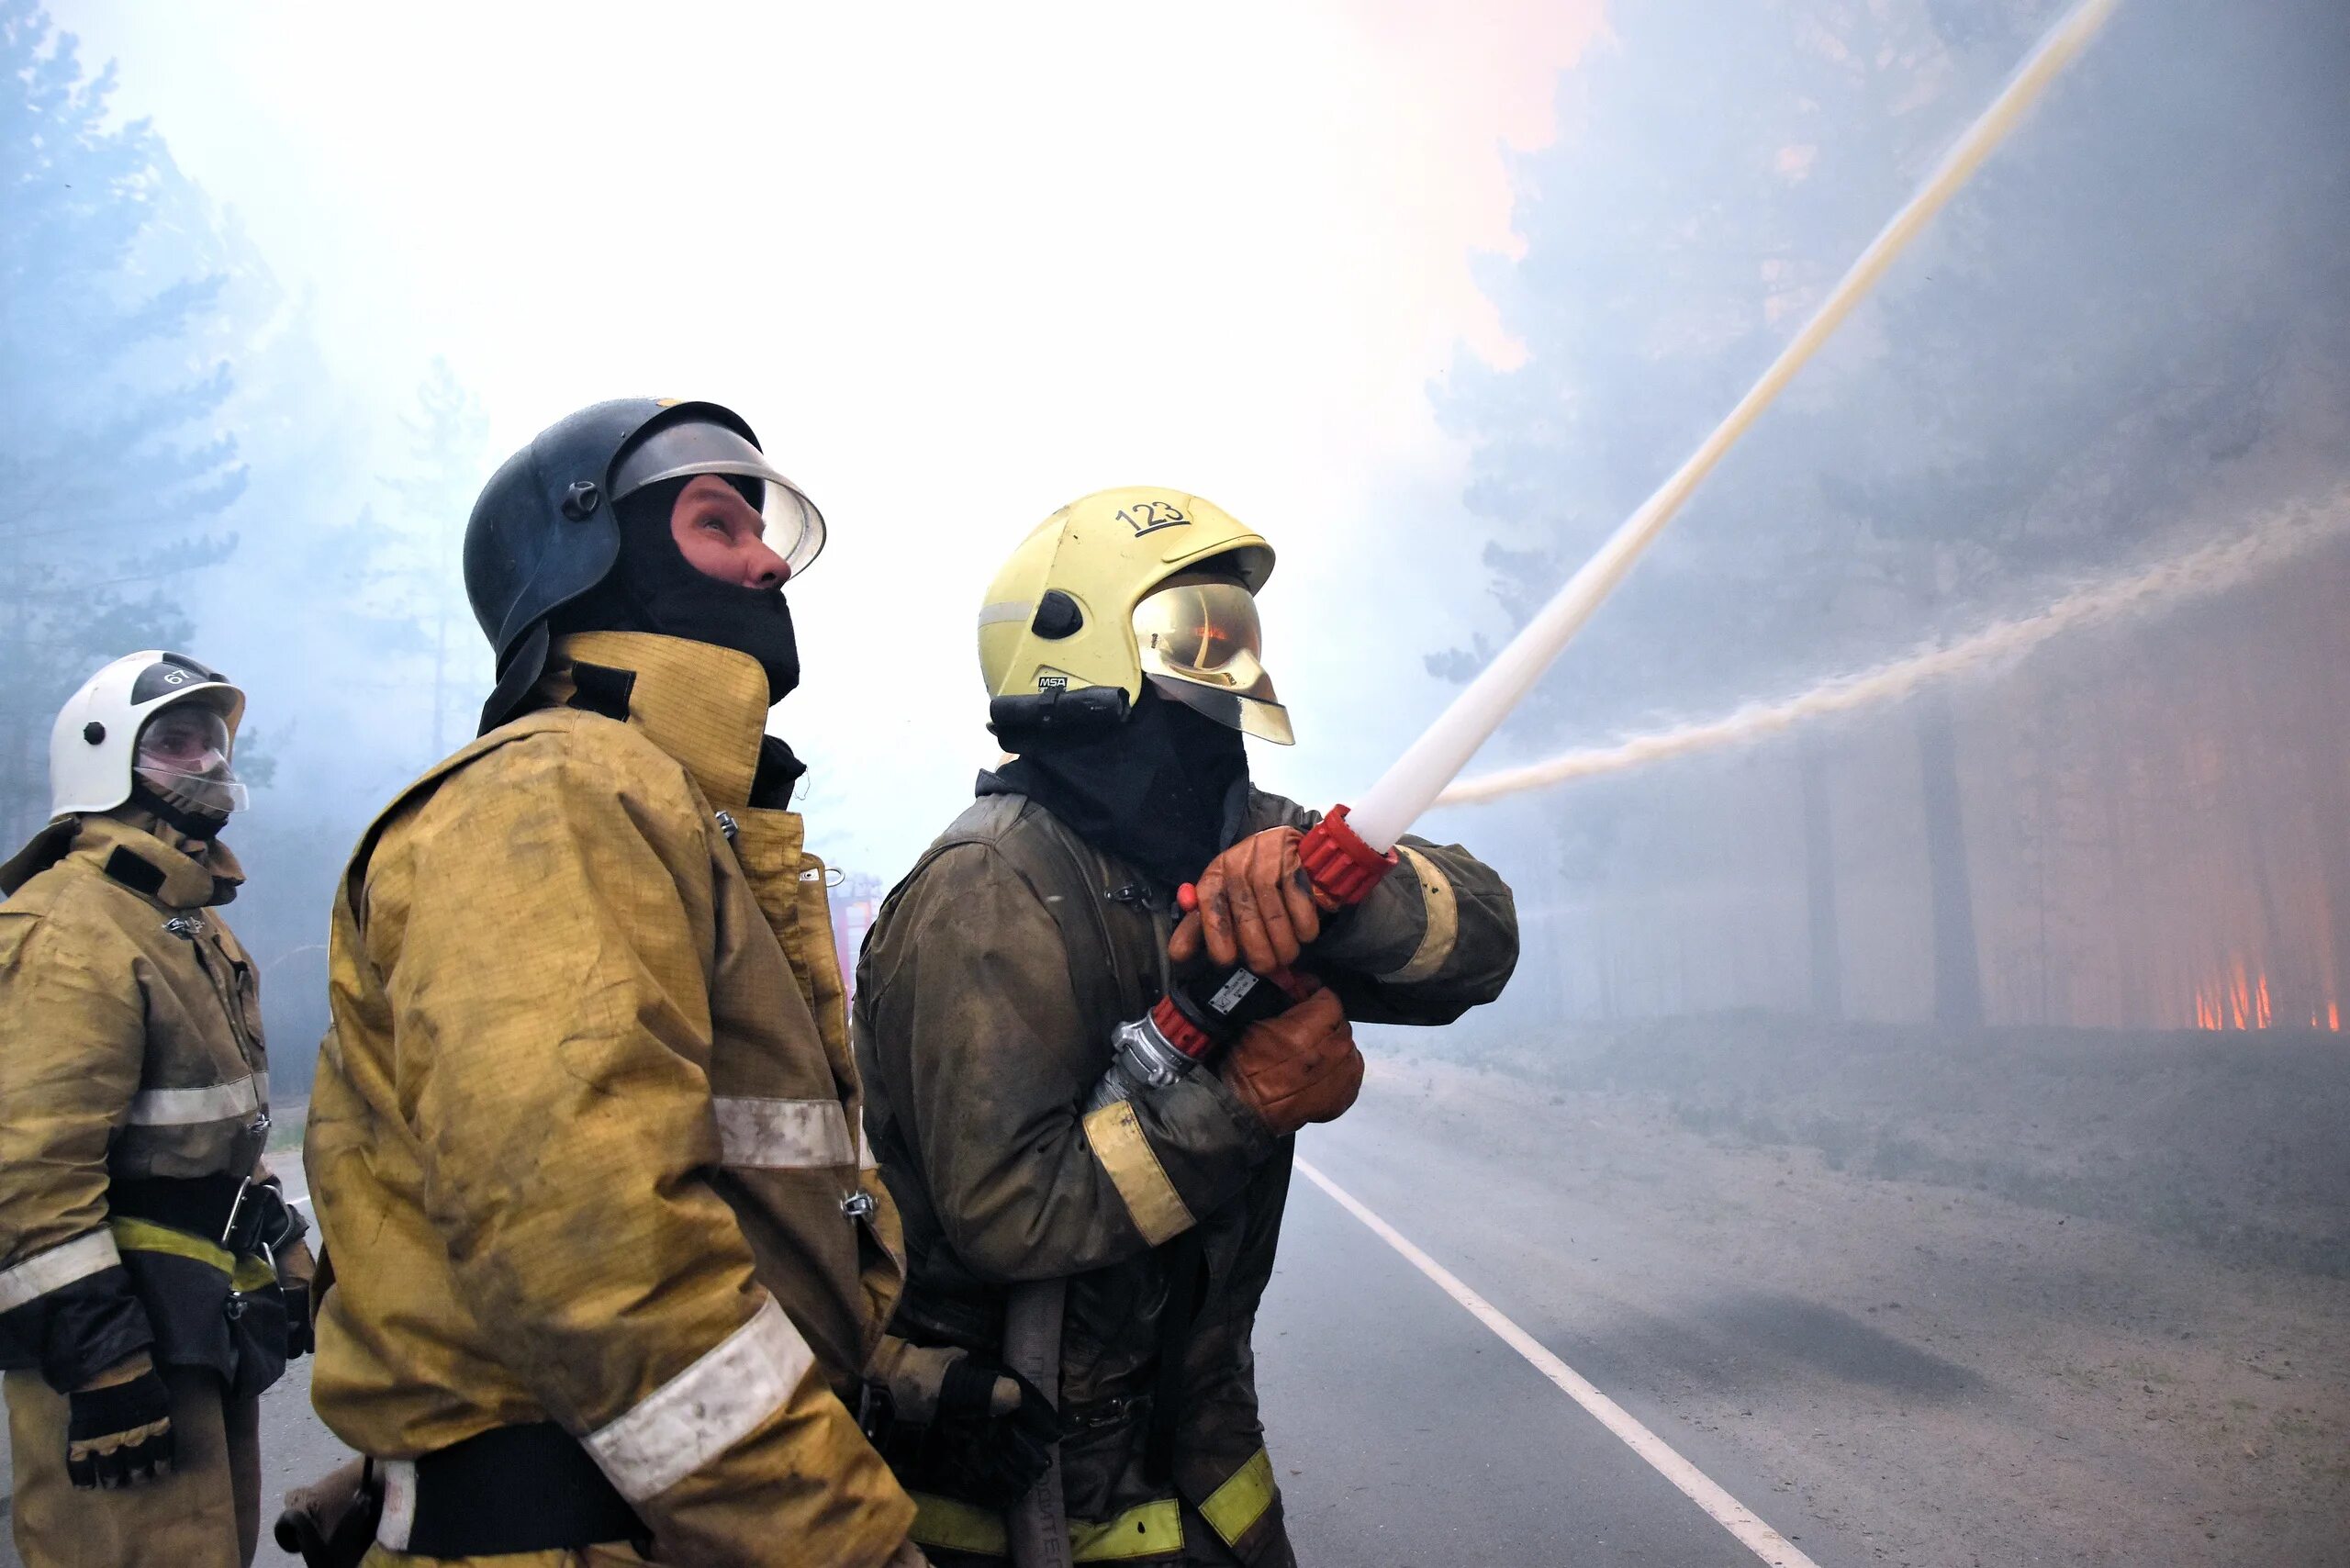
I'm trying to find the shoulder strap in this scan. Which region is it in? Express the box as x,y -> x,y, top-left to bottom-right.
1024,814 -> 1142,1024
866,796 -> 1141,1025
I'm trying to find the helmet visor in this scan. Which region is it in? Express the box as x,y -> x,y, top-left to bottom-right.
135,705 -> 249,814
611,419 -> 827,578
1133,577 -> 1293,745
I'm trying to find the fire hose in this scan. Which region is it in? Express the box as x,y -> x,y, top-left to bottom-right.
1001,2 -> 2120,1558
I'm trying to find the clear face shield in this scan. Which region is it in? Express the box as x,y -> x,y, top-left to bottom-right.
610,419 -> 827,578
1132,575 -> 1294,745
134,704 -> 249,819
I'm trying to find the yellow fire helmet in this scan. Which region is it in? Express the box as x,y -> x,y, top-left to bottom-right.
978,487 -> 1294,745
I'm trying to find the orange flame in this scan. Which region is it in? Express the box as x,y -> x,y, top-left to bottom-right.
2189,959 -> 2338,1032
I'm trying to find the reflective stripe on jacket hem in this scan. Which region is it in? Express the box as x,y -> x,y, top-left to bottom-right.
1081,1101 -> 1194,1247
582,1296 -> 811,1500
719,1100 -> 869,1170
1380,847 -> 1460,985
711,1095 -> 857,1169
909,1491 -> 1185,1562
0,1230 -> 122,1311
125,1071 -> 267,1127
376,1459 -> 419,1551
107,1216 -> 278,1293
1199,1446 -> 1278,1547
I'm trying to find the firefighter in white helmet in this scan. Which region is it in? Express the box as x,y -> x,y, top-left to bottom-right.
0,652 -> 310,1568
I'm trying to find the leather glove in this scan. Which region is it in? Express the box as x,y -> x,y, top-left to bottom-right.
282,1280 -> 314,1361
274,1457 -> 382,1568
1219,988 -> 1362,1137
873,1338 -> 1058,1509
873,1338 -> 1024,1424
1169,826 -> 1322,972
66,1355 -> 173,1490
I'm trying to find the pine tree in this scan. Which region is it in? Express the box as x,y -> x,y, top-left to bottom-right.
0,0 -> 247,842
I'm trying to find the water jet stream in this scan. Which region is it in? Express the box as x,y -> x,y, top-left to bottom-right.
1345,0 -> 2121,852
1435,489 -> 2350,806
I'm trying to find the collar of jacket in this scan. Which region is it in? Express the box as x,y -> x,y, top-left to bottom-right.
541,631 -> 770,811
50,812 -> 244,909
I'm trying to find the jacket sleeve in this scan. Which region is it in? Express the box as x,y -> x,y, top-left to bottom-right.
0,904 -> 157,1391
860,845 -> 1277,1279
1254,792 -> 1520,1026
372,740 -> 911,1568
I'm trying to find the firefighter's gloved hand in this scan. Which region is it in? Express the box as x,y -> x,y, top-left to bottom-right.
874,1339 -> 1058,1508
1170,826 -> 1322,972
1220,988 -> 1362,1137
66,1355 -> 173,1490
872,1338 -> 1024,1424
283,1280 -> 314,1360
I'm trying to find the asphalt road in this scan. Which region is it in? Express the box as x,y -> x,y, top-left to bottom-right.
6,1054 -> 2342,1566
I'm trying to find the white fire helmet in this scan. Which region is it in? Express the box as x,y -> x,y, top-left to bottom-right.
46,652 -> 250,826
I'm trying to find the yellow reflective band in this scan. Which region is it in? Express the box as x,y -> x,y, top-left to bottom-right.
909,1492 -> 1006,1554
1082,1101 -> 1194,1247
1070,1500 -> 1184,1561
107,1217 -> 277,1293
1199,1447 -> 1277,1548
1382,847 -> 1460,985
907,1493 -> 1186,1562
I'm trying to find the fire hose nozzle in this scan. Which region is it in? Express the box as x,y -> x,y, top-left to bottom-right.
1174,806 -> 1393,917
1298,804 -> 1396,910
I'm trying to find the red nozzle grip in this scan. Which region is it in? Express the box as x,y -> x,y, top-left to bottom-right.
1148,995 -> 1217,1060
1298,804 -> 1396,909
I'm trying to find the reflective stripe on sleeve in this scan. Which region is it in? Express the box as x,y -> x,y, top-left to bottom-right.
711,1096 -> 857,1170
583,1296 -> 812,1501
0,1230 -> 122,1312
1080,1101 -> 1194,1247
857,1124 -> 878,1172
1380,847 -> 1460,985
125,1071 -> 266,1127
1199,1446 -> 1279,1547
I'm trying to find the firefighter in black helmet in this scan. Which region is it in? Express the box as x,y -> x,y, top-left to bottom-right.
300,399 -> 934,1564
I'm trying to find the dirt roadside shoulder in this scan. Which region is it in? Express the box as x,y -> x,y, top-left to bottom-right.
1337,1033 -> 2350,1565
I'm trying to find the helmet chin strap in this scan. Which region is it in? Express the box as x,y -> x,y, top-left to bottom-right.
127,778 -> 228,844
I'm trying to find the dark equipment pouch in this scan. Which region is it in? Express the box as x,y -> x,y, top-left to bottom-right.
274,1458 -> 381,1568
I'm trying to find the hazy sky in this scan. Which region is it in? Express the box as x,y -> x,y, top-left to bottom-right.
50,0 -> 1610,871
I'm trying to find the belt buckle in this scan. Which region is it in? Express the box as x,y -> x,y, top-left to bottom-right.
218,1177 -> 258,1253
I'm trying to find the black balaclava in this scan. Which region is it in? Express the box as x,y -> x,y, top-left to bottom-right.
987,682 -> 1251,891
555,477 -> 801,706
554,477 -> 806,805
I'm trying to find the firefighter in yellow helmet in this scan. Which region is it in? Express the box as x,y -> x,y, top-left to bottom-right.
302,399 -> 927,1565
0,652 -> 312,1568
855,488 -> 1519,1565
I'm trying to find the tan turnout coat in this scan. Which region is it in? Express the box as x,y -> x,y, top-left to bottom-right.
307,632 -> 913,1567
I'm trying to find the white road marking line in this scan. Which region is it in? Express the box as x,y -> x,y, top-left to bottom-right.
1295,1157 -> 1823,1568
